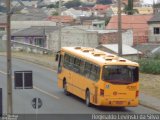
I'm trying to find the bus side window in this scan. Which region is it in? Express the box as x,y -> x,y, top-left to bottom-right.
89,65 -> 100,81
84,62 -> 91,78
95,66 -> 100,81
64,54 -> 70,69
90,65 -> 96,81
79,60 -> 85,75
74,58 -> 80,73
69,56 -> 75,71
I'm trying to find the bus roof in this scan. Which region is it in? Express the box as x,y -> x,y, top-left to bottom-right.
61,47 -> 139,67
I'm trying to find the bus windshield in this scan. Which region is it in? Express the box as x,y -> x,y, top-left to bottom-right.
102,65 -> 139,84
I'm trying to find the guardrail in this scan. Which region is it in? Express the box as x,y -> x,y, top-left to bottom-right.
11,40 -> 53,54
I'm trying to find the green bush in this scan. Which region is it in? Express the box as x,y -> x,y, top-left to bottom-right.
138,59 -> 160,74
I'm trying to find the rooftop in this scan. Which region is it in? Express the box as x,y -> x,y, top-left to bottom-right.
12,26 -> 58,37
47,16 -> 74,23
148,12 -> 160,23
93,4 -> 110,10
107,15 -> 152,30
100,44 -> 142,55
0,8 -> 47,22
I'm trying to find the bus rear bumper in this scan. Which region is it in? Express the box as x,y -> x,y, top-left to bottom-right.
96,98 -> 139,107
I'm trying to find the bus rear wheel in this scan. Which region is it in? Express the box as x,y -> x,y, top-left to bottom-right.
63,81 -> 70,96
85,90 -> 91,107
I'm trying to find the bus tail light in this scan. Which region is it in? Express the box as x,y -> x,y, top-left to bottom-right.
100,89 -> 104,96
136,91 -> 139,98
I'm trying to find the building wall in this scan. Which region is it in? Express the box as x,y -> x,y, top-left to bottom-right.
49,27 -> 98,52
148,23 -> 160,43
99,29 -> 133,46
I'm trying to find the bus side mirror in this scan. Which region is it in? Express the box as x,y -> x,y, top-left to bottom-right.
55,54 -> 59,62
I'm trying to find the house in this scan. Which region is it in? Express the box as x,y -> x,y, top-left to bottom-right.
148,12 -> 160,43
106,15 -> 153,45
96,44 -> 142,60
11,26 -> 58,49
122,0 -> 141,6
74,6 -> 92,11
79,16 -> 105,25
61,8 -> 92,19
153,2 -> 160,14
49,26 -> 99,52
12,0 -> 37,8
107,6 -> 125,16
92,20 -> 106,29
48,25 -> 134,52
47,16 -> 75,25
0,7 -> 48,21
97,29 -> 133,46
134,7 -> 153,15
0,13 -> 56,30
81,0 -> 97,4
92,4 -> 111,15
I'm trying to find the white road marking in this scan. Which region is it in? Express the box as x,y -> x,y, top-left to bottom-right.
34,86 -> 59,99
0,70 -> 60,100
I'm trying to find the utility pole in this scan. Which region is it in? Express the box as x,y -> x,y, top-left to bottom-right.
6,0 -> 13,114
58,0 -> 62,51
118,0 -> 122,56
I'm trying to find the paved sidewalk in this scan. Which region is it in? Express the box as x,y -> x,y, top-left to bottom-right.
140,93 -> 160,112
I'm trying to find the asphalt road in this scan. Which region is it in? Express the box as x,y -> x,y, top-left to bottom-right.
0,56 -> 159,117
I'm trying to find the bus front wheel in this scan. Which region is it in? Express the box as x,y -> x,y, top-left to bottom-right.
63,81 -> 70,96
85,90 -> 91,107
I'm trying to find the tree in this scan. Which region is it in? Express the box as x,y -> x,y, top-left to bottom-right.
105,17 -> 111,25
47,1 -> 59,8
123,0 -> 138,15
52,11 -> 59,16
96,0 -> 112,5
64,0 -> 82,8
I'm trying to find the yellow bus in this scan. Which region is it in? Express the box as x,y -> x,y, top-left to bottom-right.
56,47 -> 139,107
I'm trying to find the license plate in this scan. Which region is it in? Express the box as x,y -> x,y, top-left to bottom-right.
115,101 -> 124,105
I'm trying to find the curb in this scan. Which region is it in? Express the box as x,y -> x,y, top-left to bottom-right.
0,53 -> 160,112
